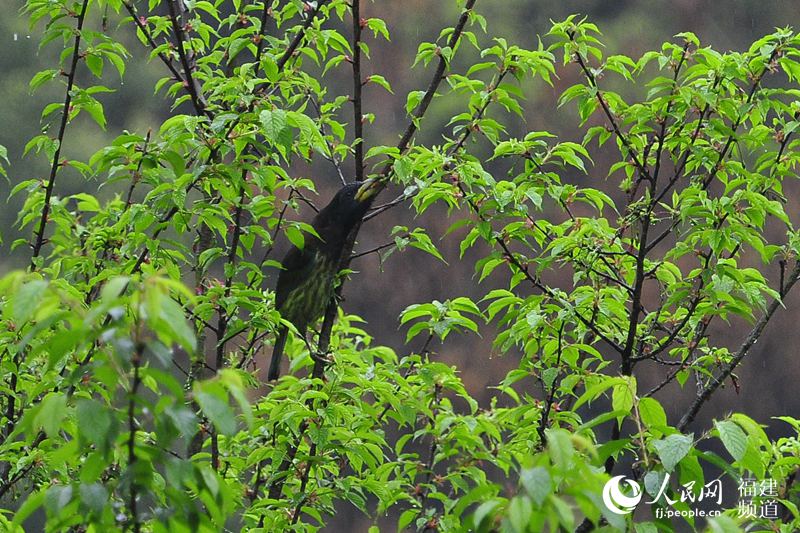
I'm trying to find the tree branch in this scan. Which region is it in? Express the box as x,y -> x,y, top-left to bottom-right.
255,0 -> 330,95
677,260 -> 800,431
351,0 -> 365,181
377,0 -> 478,182
30,0 -> 91,267
166,0 -> 210,118
122,1 -> 188,92
127,341 -> 144,533
569,31 -> 651,183
537,323 -> 565,446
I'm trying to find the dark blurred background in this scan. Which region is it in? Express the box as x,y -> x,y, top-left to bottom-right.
2,0 -> 800,528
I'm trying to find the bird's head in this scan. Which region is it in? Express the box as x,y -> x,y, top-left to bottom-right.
315,179 -> 381,233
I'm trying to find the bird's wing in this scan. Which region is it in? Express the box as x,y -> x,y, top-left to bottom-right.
275,242 -> 317,309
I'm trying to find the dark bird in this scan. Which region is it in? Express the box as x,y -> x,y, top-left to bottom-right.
268,179 -> 380,380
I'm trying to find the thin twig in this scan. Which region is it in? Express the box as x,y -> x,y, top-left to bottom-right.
255,0 -> 272,65
125,129 -> 152,208
418,383 -> 443,513
350,238 -> 404,260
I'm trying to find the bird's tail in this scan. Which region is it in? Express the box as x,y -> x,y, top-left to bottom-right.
268,326 -> 288,381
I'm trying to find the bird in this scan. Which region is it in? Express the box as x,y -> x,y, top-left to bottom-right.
268,179 -> 380,380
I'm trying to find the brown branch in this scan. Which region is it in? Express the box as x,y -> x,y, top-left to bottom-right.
122,1 -> 187,91
125,129 -> 152,208
647,48 -> 780,251
363,187 -> 418,221
1,353 -> 20,442
650,42 -> 690,184
127,341 -> 144,532
676,260 -> 800,431
166,0 -> 210,118
255,0 -> 272,65
644,362 -> 689,398
350,237 -> 405,259
0,461 -> 35,499
30,0 -> 91,267
210,179 -> 248,470
377,0 -> 478,182
290,441 -> 317,524
537,323 -> 565,446
633,255 -> 710,362
255,0 -> 330,95
418,382 -> 443,514
351,0 -> 365,181
569,31 -> 650,183
574,40 -> 693,374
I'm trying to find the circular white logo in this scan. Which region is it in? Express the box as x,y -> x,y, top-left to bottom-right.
602,475 -> 642,515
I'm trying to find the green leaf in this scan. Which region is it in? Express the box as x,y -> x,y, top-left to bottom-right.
612,375 -> 636,424
158,295 -> 197,353
472,500 -> 500,528
100,276 -> 130,303
29,69 -> 59,92
35,392 -> 67,438
367,74 -> 394,93
195,385 -> 236,436
79,483 -> 108,514
397,509 -> 417,530
405,90 -> 425,115
260,108 -> 288,143
76,399 -> 115,449
706,515 -> 743,533
546,428 -> 574,469
44,485 -> 73,516
714,420 -> 747,461
85,54 -> 103,78
13,279 -> 49,324
638,397 -> 667,429
285,224 -> 305,250
409,229 -> 446,262
574,376 -> 624,410
507,495 -> 533,531
520,467 -> 550,506
653,433 -> 693,472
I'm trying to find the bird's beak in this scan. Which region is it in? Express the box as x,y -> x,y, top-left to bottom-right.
354,178 -> 381,203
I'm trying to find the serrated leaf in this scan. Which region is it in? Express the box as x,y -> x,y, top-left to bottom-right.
715,420 -> 747,461
653,433 -> 693,472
